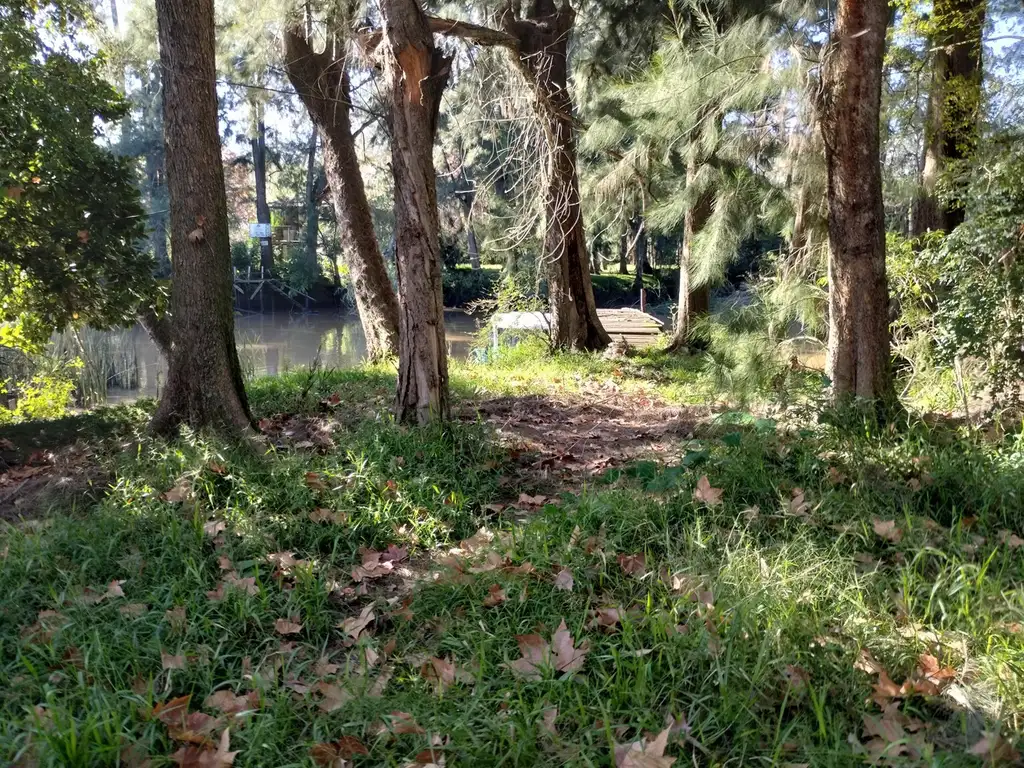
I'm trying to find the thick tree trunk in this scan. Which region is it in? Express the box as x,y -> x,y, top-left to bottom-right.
668,159 -> 712,351
137,306 -> 172,360
303,127 -> 319,279
283,28 -> 400,360
152,0 -> 252,435
819,0 -> 894,404
251,115 -> 274,275
500,1 -> 609,351
911,0 -> 986,236
380,0 -> 452,423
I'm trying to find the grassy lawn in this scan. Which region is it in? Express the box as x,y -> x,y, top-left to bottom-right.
1,351 -> 1022,766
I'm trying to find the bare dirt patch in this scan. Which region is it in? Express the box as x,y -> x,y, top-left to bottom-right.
465,393 -> 716,489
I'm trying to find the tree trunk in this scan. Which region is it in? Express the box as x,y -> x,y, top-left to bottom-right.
631,215 -> 647,291
304,127 -> 319,279
152,0 -> 252,435
467,225 -> 481,269
819,0 -> 894,404
380,0 -> 452,423
251,113 -> 274,275
668,159 -> 712,352
500,1 -> 609,351
283,27 -> 400,360
137,306 -> 172,360
911,0 -> 986,236
618,224 -> 629,274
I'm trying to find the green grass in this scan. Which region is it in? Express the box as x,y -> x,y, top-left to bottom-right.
1,360 -> 1023,766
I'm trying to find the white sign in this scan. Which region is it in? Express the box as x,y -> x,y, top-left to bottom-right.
249,222 -> 271,239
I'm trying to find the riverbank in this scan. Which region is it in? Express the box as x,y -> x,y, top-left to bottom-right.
1,346 -> 1021,765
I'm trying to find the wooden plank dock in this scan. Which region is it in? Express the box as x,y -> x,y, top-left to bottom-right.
493,308 -> 664,350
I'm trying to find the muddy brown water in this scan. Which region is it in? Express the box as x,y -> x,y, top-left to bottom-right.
106,311 -> 484,402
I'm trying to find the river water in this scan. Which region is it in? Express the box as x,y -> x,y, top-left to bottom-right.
106,311 -> 484,401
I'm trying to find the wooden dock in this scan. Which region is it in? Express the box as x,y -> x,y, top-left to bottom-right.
493,308 -> 664,350
596,308 -> 664,348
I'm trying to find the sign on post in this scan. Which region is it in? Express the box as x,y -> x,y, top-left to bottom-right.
248,222 -> 271,239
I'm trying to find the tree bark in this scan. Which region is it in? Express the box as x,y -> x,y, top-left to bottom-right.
380,0 -> 452,423
498,1 -> 609,350
151,0 -> 252,435
631,215 -> 647,291
137,306 -> 172,360
250,113 -> 274,275
668,158 -> 712,351
911,0 -> 986,236
819,0 -> 894,404
283,27 -> 400,360
303,127 -> 319,279
618,224 -> 629,274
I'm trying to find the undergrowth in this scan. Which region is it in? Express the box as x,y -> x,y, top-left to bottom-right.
0,362 -> 1022,766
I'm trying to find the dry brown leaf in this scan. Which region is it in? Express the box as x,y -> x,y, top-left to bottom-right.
553,568 -> 574,592
384,711 -> 425,735
274,617 -> 303,636
873,518 -> 903,543
203,520 -> 226,538
540,706 -> 558,736
267,552 -> 298,569
617,553 -> 647,577
203,691 -> 256,716
166,605 -> 188,633
309,508 -> 347,525
310,735 -> 369,765
692,476 -> 723,507
162,652 -> 187,670
313,656 -> 340,677
517,493 -> 548,507
614,726 -> 676,767
119,603 -> 148,617
339,604 -> 376,639
967,731 -> 1020,764
162,478 -> 191,503
170,727 -> 238,767
419,656 -> 473,692
314,681 -> 352,713
507,620 -> 589,679
788,488 -> 811,516
482,584 -> 507,607
998,530 -> 1024,549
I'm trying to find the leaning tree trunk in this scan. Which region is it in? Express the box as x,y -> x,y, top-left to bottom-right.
500,1 -> 609,351
283,28 -> 400,360
251,112 -> 275,275
668,158 -> 712,352
911,0 -> 986,236
380,0 -> 452,423
819,0 -> 894,404
152,0 -> 252,434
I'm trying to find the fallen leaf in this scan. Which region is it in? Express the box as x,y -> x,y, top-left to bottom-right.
783,664 -> 810,694
204,691 -> 255,716
998,530 -> 1024,549
507,619 -> 589,679
788,488 -> 811,516
267,552 -> 298,569
419,656 -> 473,692
314,681 -> 352,713
170,727 -> 238,767
614,726 -> 676,767
162,652 -> 187,670
274,618 -> 303,636
968,731 -> 1020,764
119,603 -> 148,617
517,493 -> 548,507
692,476 -> 723,506
162,478 -> 191,503
166,606 -> 188,632
617,553 -> 647,577
203,520 -> 226,538
339,604 -> 375,639
871,669 -> 902,707
540,706 -> 558,736
309,508 -> 347,524
591,606 -> 623,630
384,710 -> 425,735
483,584 -> 507,607
313,656 -> 340,677
553,568 -> 574,592
106,579 -> 126,599
873,518 -> 903,543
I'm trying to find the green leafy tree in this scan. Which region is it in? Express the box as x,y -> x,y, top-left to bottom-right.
0,0 -> 155,345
